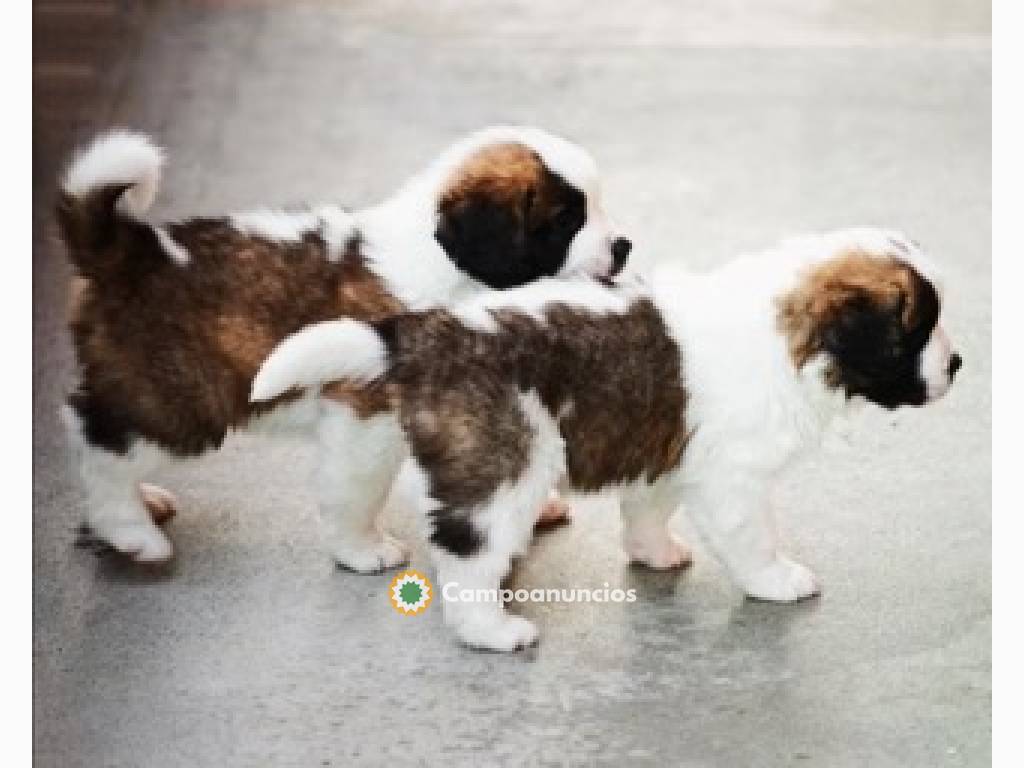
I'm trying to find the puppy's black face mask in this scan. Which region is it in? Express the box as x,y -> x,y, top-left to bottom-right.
821,266 -> 941,409
434,145 -> 593,290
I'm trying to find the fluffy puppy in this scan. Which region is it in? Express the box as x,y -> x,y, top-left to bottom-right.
252,228 -> 962,651
57,126 -> 630,565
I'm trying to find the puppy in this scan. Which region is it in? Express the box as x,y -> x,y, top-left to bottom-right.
252,228 -> 961,651
57,126 -> 630,565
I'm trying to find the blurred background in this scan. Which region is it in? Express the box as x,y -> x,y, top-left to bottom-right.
34,2 -> 990,765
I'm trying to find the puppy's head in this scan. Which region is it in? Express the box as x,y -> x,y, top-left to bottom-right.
779,230 -> 961,408
432,128 -> 628,289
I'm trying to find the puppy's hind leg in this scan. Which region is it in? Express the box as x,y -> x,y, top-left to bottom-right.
535,487 -> 572,529
316,401 -> 409,573
621,481 -> 691,570
429,392 -> 565,652
139,483 -> 177,525
63,404 -> 173,562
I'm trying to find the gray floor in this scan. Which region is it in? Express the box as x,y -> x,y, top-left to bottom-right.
33,2 -> 991,765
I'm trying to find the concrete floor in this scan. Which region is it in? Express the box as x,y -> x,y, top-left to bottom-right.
33,2 -> 991,765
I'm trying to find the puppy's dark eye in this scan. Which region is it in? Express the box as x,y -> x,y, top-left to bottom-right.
548,206 -> 568,223
554,206 -> 580,230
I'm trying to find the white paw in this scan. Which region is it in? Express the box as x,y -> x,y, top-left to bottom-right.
333,534 -> 410,573
742,557 -> 820,602
455,613 -> 539,652
98,520 -> 174,563
138,483 -> 177,525
625,532 -> 692,570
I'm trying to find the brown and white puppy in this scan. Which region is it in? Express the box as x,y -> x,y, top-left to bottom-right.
252,228 -> 961,651
57,127 -> 630,565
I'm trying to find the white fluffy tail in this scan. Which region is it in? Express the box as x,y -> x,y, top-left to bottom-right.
58,131 -> 165,278
250,320 -> 389,403
62,130 -> 164,217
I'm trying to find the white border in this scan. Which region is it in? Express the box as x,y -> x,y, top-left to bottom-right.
6,0 -> 32,763
992,0 -> 1016,764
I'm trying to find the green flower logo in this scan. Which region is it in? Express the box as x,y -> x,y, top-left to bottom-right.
389,570 -> 433,615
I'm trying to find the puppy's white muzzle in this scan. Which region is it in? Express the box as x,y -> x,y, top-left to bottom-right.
920,325 -> 961,401
563,201 -> 631,280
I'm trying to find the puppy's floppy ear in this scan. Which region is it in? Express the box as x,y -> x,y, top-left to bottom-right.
435,183 -> 533,290
820,271 -> 933,367
433,141 -> 553,290
820,290 -> 901,365
780,250 -> 939,407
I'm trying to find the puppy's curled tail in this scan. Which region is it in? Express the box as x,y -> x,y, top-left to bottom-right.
57,131 -> 164,278
250,320 -> 390,403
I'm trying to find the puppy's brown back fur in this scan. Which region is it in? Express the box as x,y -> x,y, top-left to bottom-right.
379,298 -> 689,504
366,297 -> 688,556
69,218 -> 400,455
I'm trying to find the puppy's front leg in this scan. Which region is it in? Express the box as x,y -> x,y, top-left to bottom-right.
688,471 -> 819,602
316,402 -> 409,573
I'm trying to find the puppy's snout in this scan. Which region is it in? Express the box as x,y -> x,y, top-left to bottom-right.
610,237 -> 632,274
947,352 -> 962,378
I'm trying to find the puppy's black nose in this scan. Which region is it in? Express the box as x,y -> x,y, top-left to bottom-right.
948,352 -> 962,378
610,237 -> 632,273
